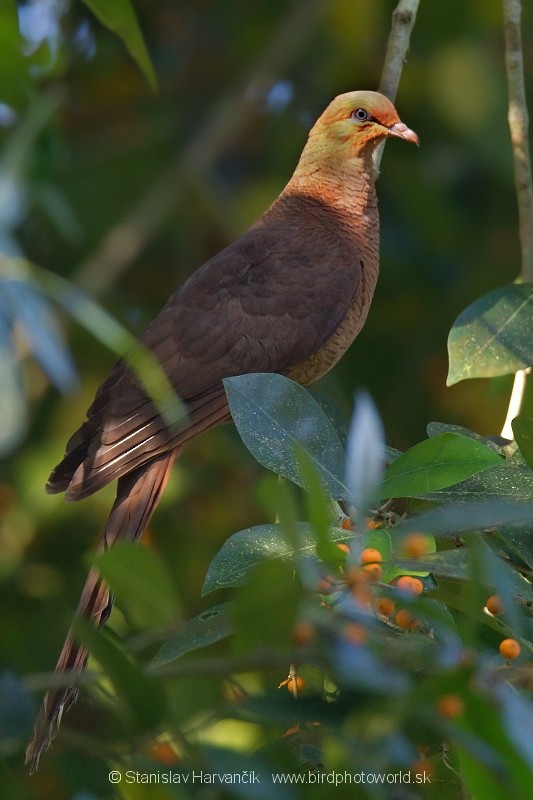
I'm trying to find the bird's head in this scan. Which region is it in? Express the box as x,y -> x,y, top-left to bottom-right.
309,90 -> 419,157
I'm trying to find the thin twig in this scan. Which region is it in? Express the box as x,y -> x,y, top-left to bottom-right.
374,0 -> 420,174
501,0 -> 533,437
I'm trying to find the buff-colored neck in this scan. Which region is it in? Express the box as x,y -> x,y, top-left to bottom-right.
281,135 -> 378,219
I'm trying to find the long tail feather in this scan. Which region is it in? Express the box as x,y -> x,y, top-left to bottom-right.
25,450 -> 177,773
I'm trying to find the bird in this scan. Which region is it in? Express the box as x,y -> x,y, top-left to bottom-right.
25,90 -> 418,771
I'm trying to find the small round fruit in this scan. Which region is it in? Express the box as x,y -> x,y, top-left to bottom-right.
395,608 -> 417,630
436,693 -> 464,719
287,675 -> 305,694
402,533 -> 431,558
147,741 -> 178,765
336,542 -> 350,554
486,595 -> 504,616
499,638 -> 521,660
341,517 -> 354,531
344,623 -> 367,645
410,760 -> 434,781
396,576 -> 424,596
292,620 -> 315,646
360,548 -> 382,565
362,563 -> 383,583
375,596 -> 396,616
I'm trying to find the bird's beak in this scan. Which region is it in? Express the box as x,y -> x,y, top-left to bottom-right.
387,121 -> 419,145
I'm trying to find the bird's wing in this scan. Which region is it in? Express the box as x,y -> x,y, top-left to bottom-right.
50,195 -> 364,498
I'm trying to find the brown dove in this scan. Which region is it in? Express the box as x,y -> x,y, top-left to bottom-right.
26,90 -> 418,770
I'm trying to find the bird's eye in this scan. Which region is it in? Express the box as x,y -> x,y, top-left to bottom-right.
351,108 -> 369,121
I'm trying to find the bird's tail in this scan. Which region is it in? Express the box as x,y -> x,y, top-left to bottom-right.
25,450 -> 177,773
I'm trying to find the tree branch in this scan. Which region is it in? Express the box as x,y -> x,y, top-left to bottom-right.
374,0 -> 420,174
501,0 -> 533,438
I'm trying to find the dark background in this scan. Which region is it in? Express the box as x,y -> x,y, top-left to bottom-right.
1,1 -> 532,796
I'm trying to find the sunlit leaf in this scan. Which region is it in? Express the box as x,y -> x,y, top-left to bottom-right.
380,433 -> 502,498
447,283 -> 533,385
81,0 -> 157,90
202,523 -> 352,595
224,373 -> 347,498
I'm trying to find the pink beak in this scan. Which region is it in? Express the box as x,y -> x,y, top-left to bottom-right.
388,121 -> 419,145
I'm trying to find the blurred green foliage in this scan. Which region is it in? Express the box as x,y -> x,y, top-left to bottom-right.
1,0 -> 533,797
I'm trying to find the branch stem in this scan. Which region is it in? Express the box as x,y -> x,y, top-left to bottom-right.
501,0 -> 533,435
374,0 -> 420,174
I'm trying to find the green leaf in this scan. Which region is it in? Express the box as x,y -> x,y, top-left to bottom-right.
224,373 -> 348,498
380,433 -> 502,498
202,523 -> 351,595
74,620 -> 165,730
232,560 -> 301,653
92,543 -> 180,629
151,603 -> 233,668
427,421 -> 503,453
0,1 -> 30,108
512,416 -> 533,472
447,283 -> 533,385
80,0 -> 157,90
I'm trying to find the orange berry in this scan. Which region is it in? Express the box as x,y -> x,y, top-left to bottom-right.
341,517 -> 354,531
395,608 -> 417,630
336,542 -> 350,554
401,533 -> 432,558
292,620 -> 315,646
346,567 -> 365,587
146,741 -> 178,765
436,693 -> 464,719
499,638 -> 521,660
375,596 -> 396,616
410,760 -> 434,781
360,548 -> 382,565
396,576 -> 424,596
362,563 -> 383,583
287,675 -> 305,694
486,595 -> 504,616
365,518 -> 378,529
344,623 -> 367,645
352,583 -> 373,604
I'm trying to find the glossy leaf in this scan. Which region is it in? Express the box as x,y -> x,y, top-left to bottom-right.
92,543 -> 180,629
81,0 -> 157,90
380,433 -> 502,498
151,603 -> 233,668
224,373 -> 348,498
202,522 -> 351,595
447,283 -> 533,385
427,421 -> 503,453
